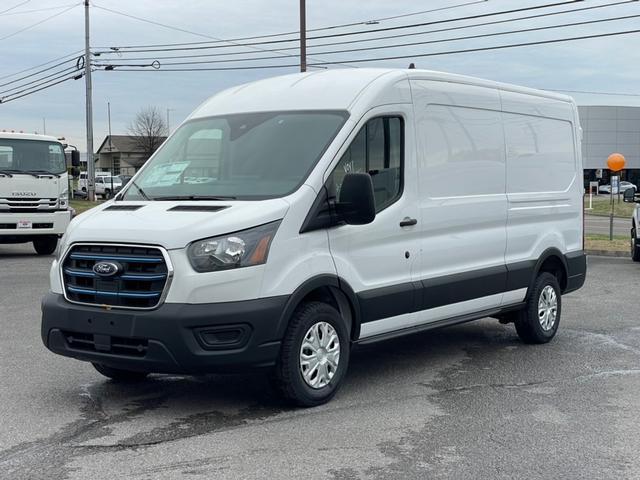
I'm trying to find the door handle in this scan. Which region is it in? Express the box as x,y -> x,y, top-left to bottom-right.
399,217 -> 418,227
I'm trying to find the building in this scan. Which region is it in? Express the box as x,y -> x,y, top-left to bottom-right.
579,106 -> 640,187
95,135 -> 167,175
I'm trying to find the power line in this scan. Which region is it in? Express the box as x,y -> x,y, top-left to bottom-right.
100,28 -> 640,72
0,68 -> 80,98
0,50 -> 82,81
97,0 -> 637,63
0,55 -> 80,88
94,0 -> 491,50
0,72 -> 84,104
0,1 -> 30,16
0,66 -> 78,95
90,3 -> 356,69
0,2 -> 78,17
96,0 -> 585,54
0,3 -> 79,42
94,13 -> 640,68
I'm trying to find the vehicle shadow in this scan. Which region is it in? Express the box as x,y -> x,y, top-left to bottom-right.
78,319 -> 522,446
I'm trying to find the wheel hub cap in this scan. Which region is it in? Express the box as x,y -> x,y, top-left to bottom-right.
299,322 -> 340,389
538,285 -> 558,331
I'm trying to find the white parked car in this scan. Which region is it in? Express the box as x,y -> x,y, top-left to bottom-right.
94,176 -> 122,198
41,69 -> 586,406
598,181 -> 637,195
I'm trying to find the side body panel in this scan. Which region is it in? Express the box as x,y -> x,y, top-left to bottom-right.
500,90 -> 583,276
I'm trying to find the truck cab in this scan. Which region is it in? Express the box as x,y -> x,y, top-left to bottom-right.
0,132 -> 72,254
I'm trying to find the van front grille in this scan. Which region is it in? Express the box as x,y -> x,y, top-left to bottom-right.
62,244 -> 169,309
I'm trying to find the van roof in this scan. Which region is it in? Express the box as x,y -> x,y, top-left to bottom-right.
0,131 -> 62,143
191,68 -> 574,118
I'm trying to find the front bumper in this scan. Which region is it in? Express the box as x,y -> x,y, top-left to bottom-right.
41,292 -> 288,373
0,210 -> 70,237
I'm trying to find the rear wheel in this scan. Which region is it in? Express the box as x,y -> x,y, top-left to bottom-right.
271,301 -> 350,407
515,272 -> 561,344
33,236 -> 58,255
92,363 -> 149,382
632,226 -> 640,262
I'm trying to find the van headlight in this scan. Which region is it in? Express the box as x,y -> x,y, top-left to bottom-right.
59,190 -> 69,208
187,220 -> 281,272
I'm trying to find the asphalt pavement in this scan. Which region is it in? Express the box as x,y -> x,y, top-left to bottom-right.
1,243 -> 639,479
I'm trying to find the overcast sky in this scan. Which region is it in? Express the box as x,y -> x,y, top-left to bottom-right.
0,0 -> 639,152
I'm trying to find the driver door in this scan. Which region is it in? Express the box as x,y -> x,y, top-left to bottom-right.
326,106 -> 421,339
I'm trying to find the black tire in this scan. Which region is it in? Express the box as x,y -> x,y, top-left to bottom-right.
81,186 -> 87,192
632,226 -> 640,262
33,236 -> 58,255
105,189 -> 112,199
515,272 -> 561,344
92,363 -> 149,382
271,301 -> 350,407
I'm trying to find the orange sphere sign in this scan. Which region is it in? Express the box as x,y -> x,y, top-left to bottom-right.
607,153 -> 626,172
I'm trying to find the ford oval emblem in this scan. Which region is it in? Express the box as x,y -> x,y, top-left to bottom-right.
93,261 -> 120,277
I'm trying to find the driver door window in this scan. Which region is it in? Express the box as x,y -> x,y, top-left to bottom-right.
329,116 -> 403,212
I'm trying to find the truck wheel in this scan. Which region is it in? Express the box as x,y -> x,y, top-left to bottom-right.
515,272 -> 561,344
92,363 -> 149,382
632,227 -> 640,262
271,301 -> 350,407
33,236 -> 58,255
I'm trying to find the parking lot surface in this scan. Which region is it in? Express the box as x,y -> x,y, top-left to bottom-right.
1,244 -> 639,479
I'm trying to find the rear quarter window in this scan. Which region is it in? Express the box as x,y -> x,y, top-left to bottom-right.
504,113 -> 576,194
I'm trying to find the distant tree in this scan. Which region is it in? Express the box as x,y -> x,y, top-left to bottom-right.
127,106 -> 168,159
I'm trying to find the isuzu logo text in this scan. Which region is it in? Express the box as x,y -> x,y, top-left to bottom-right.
92,262 -> 121,277
11,191 -> 37,197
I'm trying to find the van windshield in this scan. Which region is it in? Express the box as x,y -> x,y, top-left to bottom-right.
122,111 -> 348,201
0,138 -> 66,175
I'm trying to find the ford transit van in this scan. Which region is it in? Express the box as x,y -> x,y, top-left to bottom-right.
41,69 -> 586,406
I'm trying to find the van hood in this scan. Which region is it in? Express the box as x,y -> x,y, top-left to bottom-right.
66,199 -> 290,250
0,174 -> 65,198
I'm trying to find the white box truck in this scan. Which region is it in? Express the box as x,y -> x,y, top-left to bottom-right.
41,69 -> 586,406
0,132 -> 73,254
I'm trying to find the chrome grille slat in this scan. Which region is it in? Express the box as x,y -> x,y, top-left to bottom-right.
61,243 -> 171,309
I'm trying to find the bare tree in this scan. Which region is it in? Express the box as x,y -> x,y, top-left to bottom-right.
127,106 -> 168,159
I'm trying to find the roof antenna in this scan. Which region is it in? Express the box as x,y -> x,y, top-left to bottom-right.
408,63 -> 416,69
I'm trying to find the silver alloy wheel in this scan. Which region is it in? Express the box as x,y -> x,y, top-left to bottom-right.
538,285 -> 558,331
299,321 -> 340,389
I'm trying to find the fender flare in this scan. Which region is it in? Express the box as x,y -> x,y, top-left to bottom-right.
525,247 -> 569,299
274,274 -> 361,341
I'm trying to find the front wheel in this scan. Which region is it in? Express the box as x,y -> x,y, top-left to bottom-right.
632,227 -> 640,262
92,363 -> 149,382
271,301 -> 350,407
515,272 -> 561,344
33,236 -> 58,255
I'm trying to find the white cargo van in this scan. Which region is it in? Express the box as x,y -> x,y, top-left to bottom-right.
42,69 -> 586,406
0,132 -> 73,254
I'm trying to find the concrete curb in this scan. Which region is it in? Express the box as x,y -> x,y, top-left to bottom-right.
585,249 -> 629,258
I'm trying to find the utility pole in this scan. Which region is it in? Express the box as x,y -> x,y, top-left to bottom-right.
299,0 -> 306,72
84,0 -> 95,201
166,108 -> 174,134
108,101 -> 114,193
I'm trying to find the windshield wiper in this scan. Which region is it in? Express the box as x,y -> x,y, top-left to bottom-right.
25,169 -> 61,178
0,169 -> 17,177
153,195 -> 237,201
128,180 -> 153,201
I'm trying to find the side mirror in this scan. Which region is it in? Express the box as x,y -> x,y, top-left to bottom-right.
337,173 -> 376,225
623,188 -> 636,203
71,150 -> 80,167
